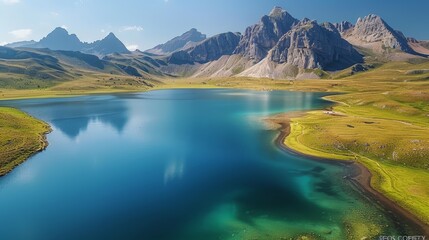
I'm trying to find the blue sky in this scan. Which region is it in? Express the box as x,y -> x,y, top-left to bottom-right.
1,0 -> 428,50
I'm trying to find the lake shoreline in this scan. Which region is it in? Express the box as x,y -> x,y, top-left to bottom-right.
2,88 -> 428,236
266,112 -> 429,236
0,107 -> 52,177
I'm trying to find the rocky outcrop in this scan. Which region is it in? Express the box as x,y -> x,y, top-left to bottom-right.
344,14 -> 413,53
146,28 -> 206,55
168,32 -> 241,64
269,19 -> 363,69
233,6 -> 298,62
334,21 -> 354,34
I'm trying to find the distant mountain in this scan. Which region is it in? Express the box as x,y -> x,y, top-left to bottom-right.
146,28 -> 206,55
38,27 -> 84,51
84,33 -> 130,56
168,32 -> 241,64
2,7 -> 427,82
6,27 -> 130,57
5,40 -> 37,48
233,6 -> 299,62
407,38 -> 429,55
343,14 -> 414,54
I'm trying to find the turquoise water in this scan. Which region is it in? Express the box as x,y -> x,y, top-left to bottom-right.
0,89 -> 416,239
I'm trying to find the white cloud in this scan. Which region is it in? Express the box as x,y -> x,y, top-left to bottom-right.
50,11 -> 60,17
2,0 -> 20,5
0,41 -> 9,46
9,28 -> 32,39
122,26 -> 144,32
126,44 -> 139,51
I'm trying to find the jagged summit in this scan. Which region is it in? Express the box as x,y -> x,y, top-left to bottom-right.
233,7 -> 299,62
269,6 -> 288,18
344,14 -> 413,53
269,19 -> 362,69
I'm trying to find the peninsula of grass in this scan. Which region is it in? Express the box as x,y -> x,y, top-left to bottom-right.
0,107 -> 51,176
281,90 -> 429,229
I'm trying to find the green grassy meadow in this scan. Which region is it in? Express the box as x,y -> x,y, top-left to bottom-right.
0,107 -> 51,176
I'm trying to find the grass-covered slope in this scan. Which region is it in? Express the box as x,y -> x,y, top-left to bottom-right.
0,107 -> 51,176
282,61 -> 429,225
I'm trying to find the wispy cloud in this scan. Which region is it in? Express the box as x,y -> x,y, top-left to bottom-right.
50,11 -> 60,17
121,26 -> 144,32
126,44 -> 139,51
2,0 -> 20,5
9,29 -> 32,39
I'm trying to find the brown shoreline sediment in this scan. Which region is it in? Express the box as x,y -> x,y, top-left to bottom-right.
267,113 -> 429,236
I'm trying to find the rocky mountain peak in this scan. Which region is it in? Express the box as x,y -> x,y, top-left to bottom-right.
168,32 -> 241,64
270,19 -> 362,69
234,7 -> 299,62
105,32 -> 117,39
269,6 -> 288,18
39,27 -> 83,51
51,27 -> 68,35
87,32 -> 130,56
347,14 -> 413,53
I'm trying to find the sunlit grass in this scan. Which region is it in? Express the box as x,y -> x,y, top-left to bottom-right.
0,107 -> 51,176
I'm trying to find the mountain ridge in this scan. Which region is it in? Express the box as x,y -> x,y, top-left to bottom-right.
6,27 -> 130,57
2,7 -> 427,81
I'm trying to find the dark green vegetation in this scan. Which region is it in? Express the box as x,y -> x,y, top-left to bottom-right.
0,107 -> 50,176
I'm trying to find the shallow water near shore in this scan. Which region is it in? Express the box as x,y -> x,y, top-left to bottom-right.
0,89 -> 418,239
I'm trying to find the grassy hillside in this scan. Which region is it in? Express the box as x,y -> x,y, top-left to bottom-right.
0,107 -> 51,176
0,46 -> 166,90
280,61 -> 429,226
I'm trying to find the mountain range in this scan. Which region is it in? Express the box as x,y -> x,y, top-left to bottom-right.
1,6 -> 429,84
6,27 -> 130,57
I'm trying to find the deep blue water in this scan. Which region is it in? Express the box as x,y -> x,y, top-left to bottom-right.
0,89 -> 413,239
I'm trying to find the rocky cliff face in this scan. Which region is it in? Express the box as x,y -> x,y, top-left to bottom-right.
146,28 -> 206,55
233,6 -> 298,62
168,32 -> 241,64
269,19 -> 362,69
334,21 -> 354,34
344,14 -> 413,53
